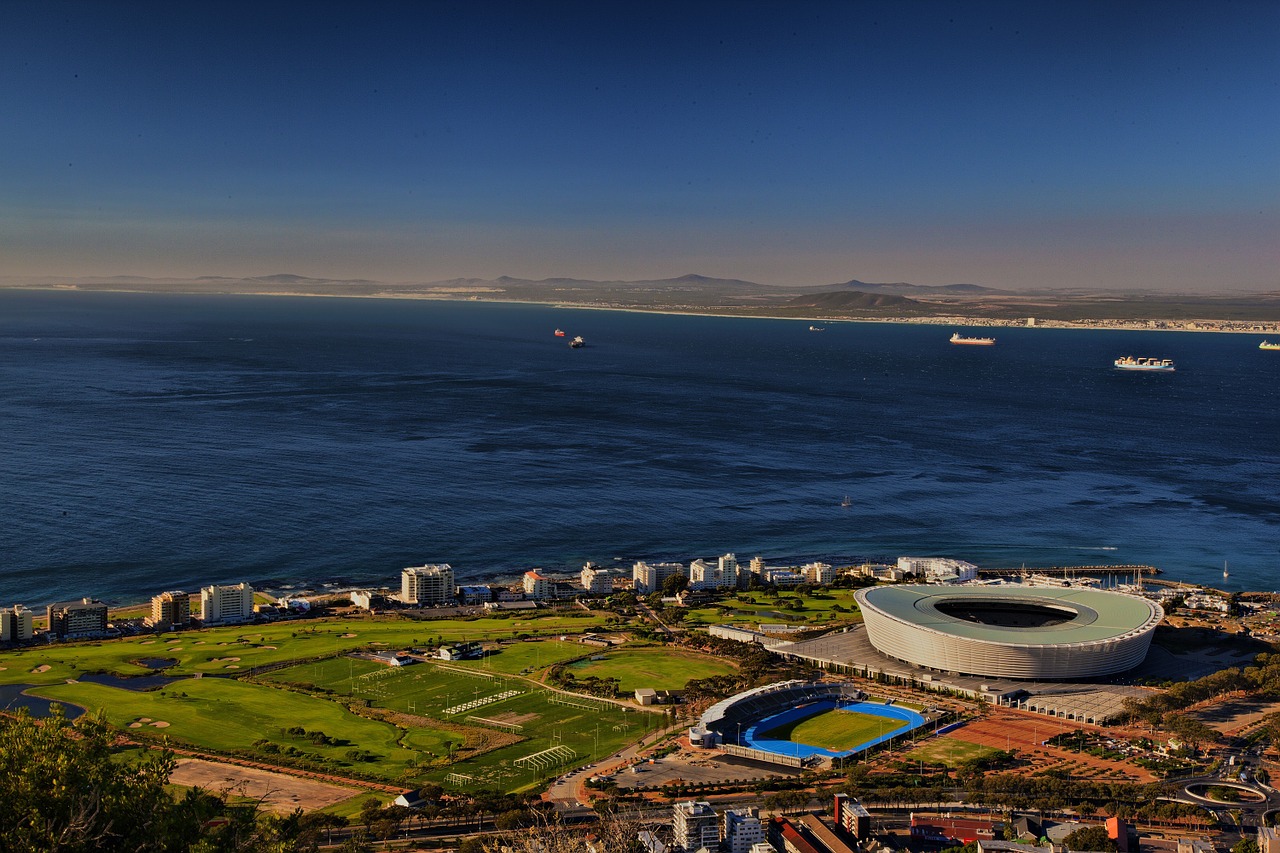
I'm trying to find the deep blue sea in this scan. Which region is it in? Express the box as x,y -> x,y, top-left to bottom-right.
1,290 -> 1277,606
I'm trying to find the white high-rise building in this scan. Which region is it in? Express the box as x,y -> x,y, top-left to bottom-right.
633,561 -> 686,595
723,807 -> 766,853
672,801 -> 719,852
690,554 -> 738,591
200,582 -> 254,624
581,563 -> 613,595
1,604 -> 34,642
802,562 -> 834,584
401,564 -> 455,606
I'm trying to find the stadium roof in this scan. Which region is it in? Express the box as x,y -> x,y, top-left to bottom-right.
857,585 -> 1161,646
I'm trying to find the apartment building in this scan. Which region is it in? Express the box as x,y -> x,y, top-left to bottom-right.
200,582 -> 254,625
401,564 -> 455,606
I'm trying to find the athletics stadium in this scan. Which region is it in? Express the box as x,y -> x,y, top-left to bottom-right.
692,680 -> 928,767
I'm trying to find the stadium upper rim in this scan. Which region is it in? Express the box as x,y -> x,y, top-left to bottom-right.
854,584 -> 1163,679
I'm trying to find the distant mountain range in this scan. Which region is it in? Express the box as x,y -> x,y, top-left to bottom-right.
4,272 -> 1277,322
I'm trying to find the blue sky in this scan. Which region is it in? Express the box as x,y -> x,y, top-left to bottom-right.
1,1 -> 1276,290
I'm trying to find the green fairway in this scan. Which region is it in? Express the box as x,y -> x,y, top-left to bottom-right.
685,589 -> 864,627
566,648 -> 736,692
0,612 -> 607,687
763,708 -> 892,752
33,677 -> 453,781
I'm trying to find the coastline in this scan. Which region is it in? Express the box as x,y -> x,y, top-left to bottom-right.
4,284 -> 1278,336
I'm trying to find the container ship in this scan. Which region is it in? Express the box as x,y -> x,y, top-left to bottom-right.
1114,356 -> 1175,371
950,333 -> 995,346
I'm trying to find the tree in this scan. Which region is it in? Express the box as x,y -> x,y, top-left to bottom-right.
662,573 -> 689,595
0,708 -> 181,852
1062,824 -> 1117,852
0,707 -> 301,852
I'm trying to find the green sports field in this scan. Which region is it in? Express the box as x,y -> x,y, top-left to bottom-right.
265,657 -> 663,791
566,647 -> 736,692
761,708 -> 894,752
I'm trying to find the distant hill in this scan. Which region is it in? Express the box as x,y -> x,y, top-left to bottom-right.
788,290 -> 919,310
811,279 -> 1002,296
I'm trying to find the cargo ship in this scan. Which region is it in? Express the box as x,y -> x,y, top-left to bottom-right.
1114,356 -> 1175,371
1260,340 -> 1279,350
950,333 -> 995,346
569,336 -> 585,349
554,329 -> 566,337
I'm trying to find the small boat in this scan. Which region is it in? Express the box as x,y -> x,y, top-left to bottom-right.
1223,561 -> 1229,579
809,325 -> 825,332
840,495 -> 852,507
950,333 -> 995,346
1260,341 -> 1280,350
1114,356 -> 1175,371
569,336 -> 585,349
554,329 -> 566,337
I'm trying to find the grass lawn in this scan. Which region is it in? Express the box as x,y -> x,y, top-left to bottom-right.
449,639 -> 587,675
763,708 -> 892,752
685,589 -> 864,627
566,648 -> 736,692
904,738 -> 999,768
34,677 -> 449,781
264,657 -> 663,792
0,612 -> 607,687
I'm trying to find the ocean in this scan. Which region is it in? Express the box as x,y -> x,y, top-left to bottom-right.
1,290 -> 1277,606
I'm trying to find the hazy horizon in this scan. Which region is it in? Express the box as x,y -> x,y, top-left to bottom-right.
2,2 -> 1277,292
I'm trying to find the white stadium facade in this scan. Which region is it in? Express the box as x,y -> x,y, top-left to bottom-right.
854,585 -> 1163,680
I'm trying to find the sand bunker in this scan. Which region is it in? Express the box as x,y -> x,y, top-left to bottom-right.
128,722 -> 142,728
0,666 -> 7,671
150,721 -> 170,728
31,664 -> 51,673
169,647 -> 183,652
140,640 -> 155,645
261,646 -> 277,650
340,633 -> 357,638
140,717 -> 152,723
225,665 -> 240,669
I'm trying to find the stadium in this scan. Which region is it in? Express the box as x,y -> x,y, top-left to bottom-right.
854,584 -> 1163,680
692,680 -> 927,766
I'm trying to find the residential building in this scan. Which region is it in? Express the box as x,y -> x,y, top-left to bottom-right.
1,604 -> 34,642
46,598 -> 108,638
581,563 -> 614,595
767,816 -> 822,853
633,561 -> 686,595
765,569 -> 804,586
401,564 -> 454,606
802,561 -> 834,584
148,590 -> 191,628
1260,826 -> 1280,853
672,801 -> 719,852
200,582 -> 254,625
457,585 -> 493,605
796,814 -> 857,853
350,590 -> 375,610
897,556 -> 978,583
523,570 -> 552,600
833,793 -> 872,839
690,553 -> 738,591
723,807 -> 766,853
